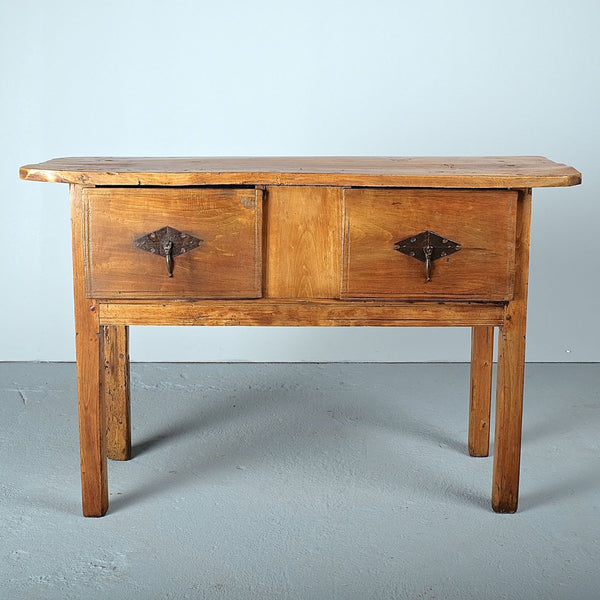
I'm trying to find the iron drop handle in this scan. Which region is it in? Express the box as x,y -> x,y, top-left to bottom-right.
163,240 -> 174,277
423,244 -> 433,282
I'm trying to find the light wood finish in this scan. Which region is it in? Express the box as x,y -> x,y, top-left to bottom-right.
264,186 -> 342,298
71,184 -> 108,517
20,156 -> 581,188
83,187 -> 262,299
99,299 -> 505,327
342,189 -> 517,300
469,326 -> 494,457
102,325 -> 131,461
492,189 -> 532,513
21,158 -> 581,516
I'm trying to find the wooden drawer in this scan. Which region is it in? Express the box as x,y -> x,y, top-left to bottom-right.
83,187 -> 262,299
341,188 -> 518,300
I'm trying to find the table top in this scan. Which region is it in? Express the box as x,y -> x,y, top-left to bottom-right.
19,156 -> 581,188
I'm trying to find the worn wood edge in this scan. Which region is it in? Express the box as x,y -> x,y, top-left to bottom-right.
254,188 -> 263,295
90,290 -> 264,300
98,300 -> 505,327
502,192 -> 518,299
19,163 -> 582,188
340,292 -> 513,301
20,170 -> 582,188
82,189 -> 93,297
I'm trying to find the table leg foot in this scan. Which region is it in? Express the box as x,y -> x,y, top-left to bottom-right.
76,303 -> 109,517
72,185 -> 109,517
491,189 -> 531,514
491,316 -> 526,514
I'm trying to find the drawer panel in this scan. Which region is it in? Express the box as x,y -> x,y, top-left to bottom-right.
83,187 -> 262,299
342,188 -> 518,300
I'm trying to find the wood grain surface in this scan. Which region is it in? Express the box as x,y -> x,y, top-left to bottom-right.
20,156 -> 581,188
469,326 -> 494,457
98,299 -> 505,327
102,325 -> 131,461
264,186 -> 342,298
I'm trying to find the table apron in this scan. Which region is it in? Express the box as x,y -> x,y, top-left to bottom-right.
98,300 -> 506,327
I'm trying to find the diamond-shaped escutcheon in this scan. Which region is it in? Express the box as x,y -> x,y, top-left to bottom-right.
394,230 -> 461,263
134,226 -> 203,277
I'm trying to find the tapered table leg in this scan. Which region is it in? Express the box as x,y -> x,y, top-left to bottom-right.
492,189 -> 532,513
71,185 -> 108,517
469,326 -> 494,457
103,325 -> 131,461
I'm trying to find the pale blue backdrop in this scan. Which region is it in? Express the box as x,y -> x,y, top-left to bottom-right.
2,0 -> 598,361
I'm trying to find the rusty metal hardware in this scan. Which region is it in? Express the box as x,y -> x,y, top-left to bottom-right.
423,243 -> 433,282
394,230 -> 461,282
134,226 -> 202,277
163,240 -> 174,276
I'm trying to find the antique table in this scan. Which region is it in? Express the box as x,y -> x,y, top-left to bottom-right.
20,157 -> 581,516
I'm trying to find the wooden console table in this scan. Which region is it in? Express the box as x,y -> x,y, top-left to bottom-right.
20,157 -> 581,516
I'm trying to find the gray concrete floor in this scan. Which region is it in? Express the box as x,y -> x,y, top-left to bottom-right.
1,362 -> 599,600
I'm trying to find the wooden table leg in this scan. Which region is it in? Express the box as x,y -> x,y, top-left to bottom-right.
103,325 -> 131,461
492,189 -> 532,513
469,326 -> 494,457
71,185 -> 109,517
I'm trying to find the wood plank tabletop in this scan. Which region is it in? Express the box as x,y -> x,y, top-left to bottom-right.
19,156 -> 581,188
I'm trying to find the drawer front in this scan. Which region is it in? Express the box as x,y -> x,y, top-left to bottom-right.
83,187 -> 262,299
342,188 -> 518,300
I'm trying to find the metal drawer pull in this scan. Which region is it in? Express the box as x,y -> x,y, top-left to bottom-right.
423,243 -> 433,282
395,230 -> 461,282
134,226 -> 203,277
163,240 -> 174,277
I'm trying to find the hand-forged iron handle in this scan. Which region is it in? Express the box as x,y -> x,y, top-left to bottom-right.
423,244 -> 433,282
163,240 -> 174,277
